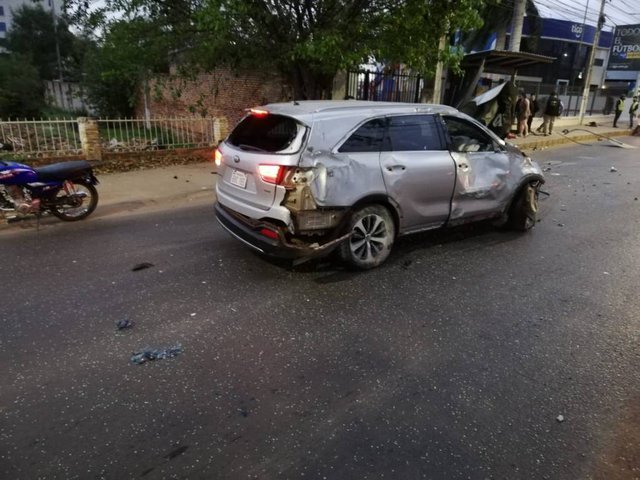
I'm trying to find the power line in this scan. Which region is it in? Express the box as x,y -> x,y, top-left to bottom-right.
534,0 -> 602,23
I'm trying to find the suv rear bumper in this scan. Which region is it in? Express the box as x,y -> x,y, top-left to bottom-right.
215,202 -> 349,260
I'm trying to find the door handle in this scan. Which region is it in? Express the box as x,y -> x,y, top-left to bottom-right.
386,165 -> 406,172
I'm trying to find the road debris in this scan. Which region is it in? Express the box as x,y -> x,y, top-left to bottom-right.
556,415 -> 565,423
132,262 -> 154,271
116,319 -> 134,330
610,166 -> 618,172
131,345 -> 183,364
164,445 -> 189,460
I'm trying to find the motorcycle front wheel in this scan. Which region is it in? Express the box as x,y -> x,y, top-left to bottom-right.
49,180 -> 99,221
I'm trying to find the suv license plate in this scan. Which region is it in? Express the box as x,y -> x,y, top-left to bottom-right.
230,169 -> 247,189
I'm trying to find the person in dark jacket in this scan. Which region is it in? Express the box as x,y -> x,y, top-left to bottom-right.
613,94 -> 626,127
527,94 -> 539,133
541,91 -> 563,135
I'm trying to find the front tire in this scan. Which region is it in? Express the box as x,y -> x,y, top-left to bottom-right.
49,180 -> 99,221
339,205 -> 395,269
507,182 -> 539,231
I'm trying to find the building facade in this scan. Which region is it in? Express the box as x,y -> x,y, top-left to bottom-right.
0,0 -> 61,40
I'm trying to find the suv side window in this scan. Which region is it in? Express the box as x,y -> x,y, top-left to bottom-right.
384,115 -> 445,151
338,118 -> 386,153
442,116 -> 495,153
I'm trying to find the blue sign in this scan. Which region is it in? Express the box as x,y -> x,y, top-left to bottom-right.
523,18 -> 612,48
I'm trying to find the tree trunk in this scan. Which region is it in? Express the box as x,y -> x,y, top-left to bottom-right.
290,64 -> 335,100
509,0 -> 527,52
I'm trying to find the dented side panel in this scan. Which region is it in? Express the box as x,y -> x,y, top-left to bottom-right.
298,150 -> 388,207
449,148 -> 543,221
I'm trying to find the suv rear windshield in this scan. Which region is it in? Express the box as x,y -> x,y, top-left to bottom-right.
228,114 -> 306,154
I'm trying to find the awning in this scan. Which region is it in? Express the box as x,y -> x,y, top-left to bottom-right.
461,50 -> 556,74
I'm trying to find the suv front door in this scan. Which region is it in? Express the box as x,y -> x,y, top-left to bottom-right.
379,114 -> 455,233
442,115 -> 510,222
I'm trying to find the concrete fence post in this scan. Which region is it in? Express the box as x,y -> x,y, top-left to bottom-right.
77,117 -> 103,161
213,117 -> 229,144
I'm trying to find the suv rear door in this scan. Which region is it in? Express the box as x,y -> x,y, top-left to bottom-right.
218,112 -> 307,211
379,114 -> 455,232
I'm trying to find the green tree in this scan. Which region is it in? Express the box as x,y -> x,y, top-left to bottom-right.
6,4 -> 77,80
67,0 -> 485,101
193,0 -> 484,99
82,19 -> 170,116
0,55 -> 44,118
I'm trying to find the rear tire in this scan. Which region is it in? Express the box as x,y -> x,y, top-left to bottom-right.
339,205 -> 395,269
49,180 -> 98,221
507,182 -> 539,231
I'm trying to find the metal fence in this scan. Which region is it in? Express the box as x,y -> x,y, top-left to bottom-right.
0,117 -> 218,158
98,117 -> 217,152
516,82 -> 628,117
0,119 -> 82,157
346,70 -> 423,103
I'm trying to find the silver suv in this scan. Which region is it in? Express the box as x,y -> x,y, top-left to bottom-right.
215,101 -> 544,269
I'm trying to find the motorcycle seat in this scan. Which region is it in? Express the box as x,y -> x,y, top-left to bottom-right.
34,161 -> 93,181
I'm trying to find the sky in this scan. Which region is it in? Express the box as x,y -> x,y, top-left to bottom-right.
533,0 -> 640,31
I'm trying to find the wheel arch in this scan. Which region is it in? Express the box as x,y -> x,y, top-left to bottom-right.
350,194 -> 402,236
504,174 -> 545,214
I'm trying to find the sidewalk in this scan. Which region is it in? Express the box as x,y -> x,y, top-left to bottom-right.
97,162 -> 217,215
508,120 -> 634,151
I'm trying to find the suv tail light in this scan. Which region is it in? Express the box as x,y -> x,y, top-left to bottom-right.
258,164 -> 290,184
214,144 -> 224,166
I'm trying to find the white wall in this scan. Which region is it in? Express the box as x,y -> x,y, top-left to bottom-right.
45,80 -> 96,115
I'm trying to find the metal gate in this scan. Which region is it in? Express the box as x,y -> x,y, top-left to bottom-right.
345,70 -> 423,103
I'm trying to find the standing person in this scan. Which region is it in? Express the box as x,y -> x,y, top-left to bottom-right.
613,94 -> 626,127
516,91 -> 530,137
630,96 -> 639,129
541,91 -> 563,135
527,94 -> 539,134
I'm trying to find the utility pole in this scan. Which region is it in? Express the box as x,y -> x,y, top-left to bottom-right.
431,34 -> 447,104
51,0 -> 64,82
572,0 -> 591,87
578,0 -> 607,125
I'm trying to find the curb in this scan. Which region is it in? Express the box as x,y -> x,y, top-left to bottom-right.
512,128 -> 633,152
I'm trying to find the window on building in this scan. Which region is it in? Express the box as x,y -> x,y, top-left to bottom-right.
0,6 -> 5,16
0,22 -> 6,32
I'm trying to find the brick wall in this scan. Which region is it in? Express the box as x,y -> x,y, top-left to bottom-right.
137,67 -> 292,130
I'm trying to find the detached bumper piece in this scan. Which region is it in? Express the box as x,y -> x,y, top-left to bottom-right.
215,202 -> 349,260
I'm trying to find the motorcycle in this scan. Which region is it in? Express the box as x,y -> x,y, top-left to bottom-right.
0,159 -> 99,222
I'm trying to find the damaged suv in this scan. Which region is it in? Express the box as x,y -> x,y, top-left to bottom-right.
214,101 -> 544,269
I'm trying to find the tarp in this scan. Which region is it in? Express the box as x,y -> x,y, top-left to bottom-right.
459,81 -> 518,139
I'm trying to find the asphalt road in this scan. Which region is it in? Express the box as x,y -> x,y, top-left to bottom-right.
1,137 -> 639,479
